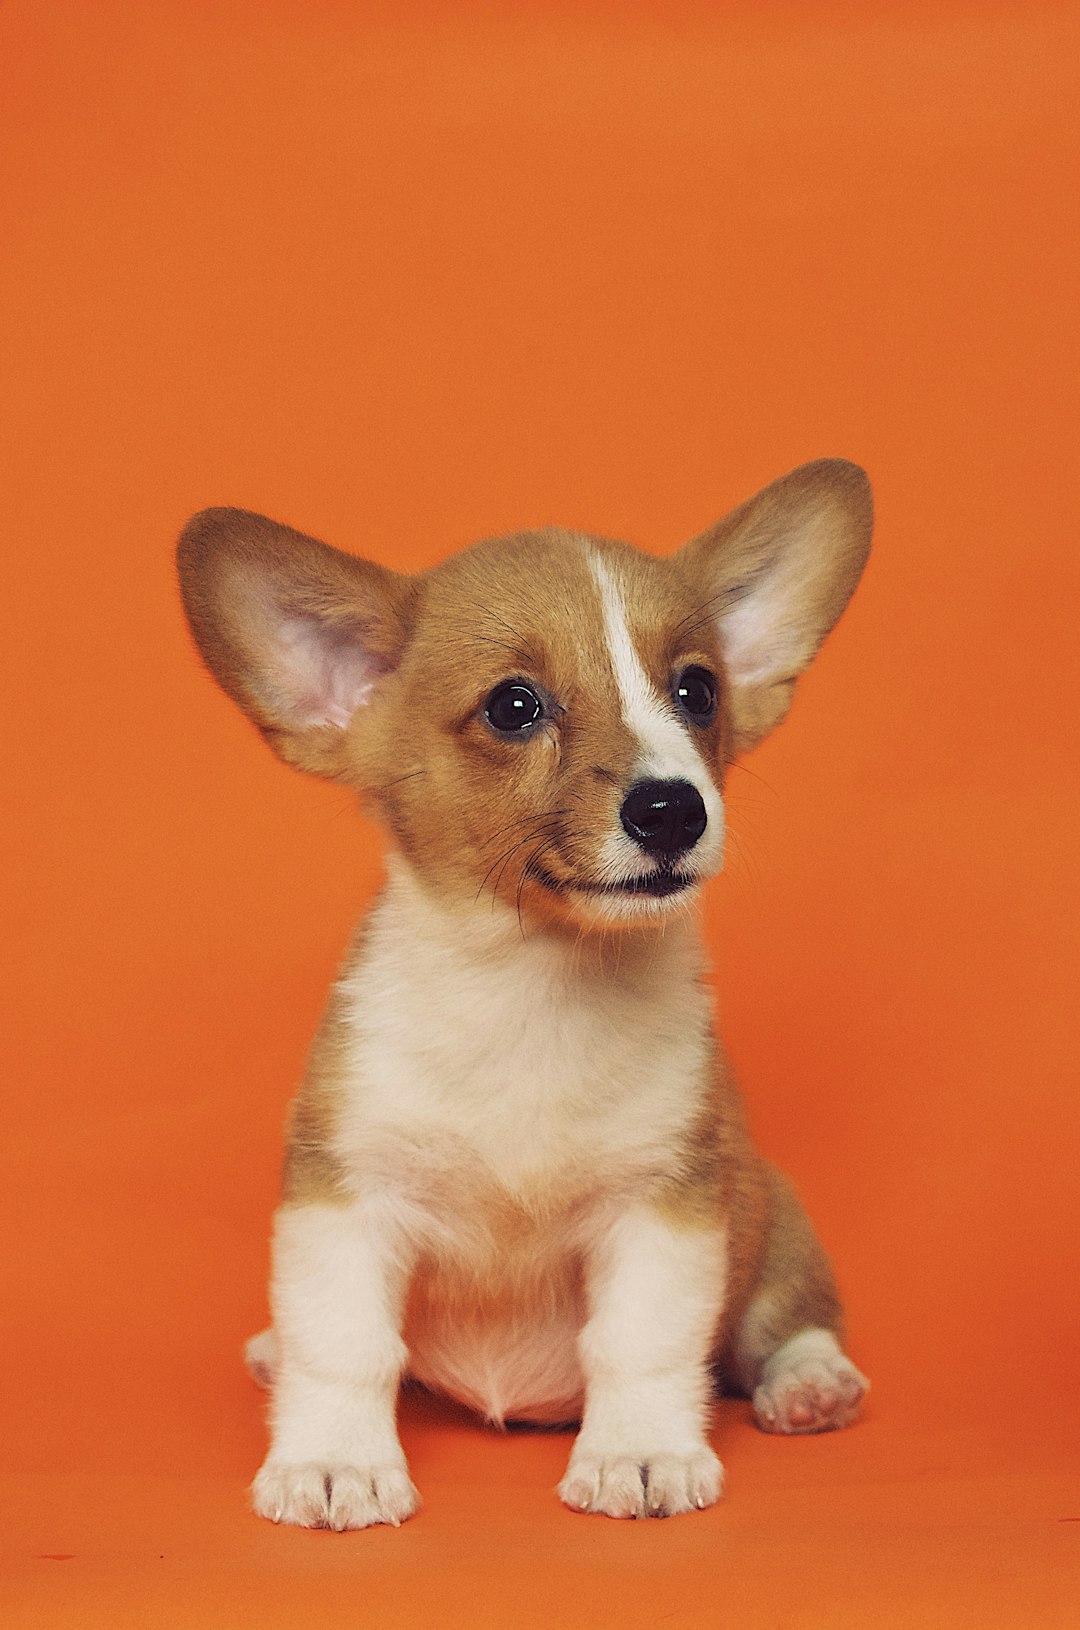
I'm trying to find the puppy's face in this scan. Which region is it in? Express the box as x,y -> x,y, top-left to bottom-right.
354,534 -> 729,927
177,461 -> 871,930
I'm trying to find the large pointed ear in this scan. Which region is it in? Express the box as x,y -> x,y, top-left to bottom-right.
679,459 -> 872,754
177,507 -> 416,779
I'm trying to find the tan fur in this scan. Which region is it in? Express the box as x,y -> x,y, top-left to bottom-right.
178,459 -> 872,1526
721,1163 -> 845,1392
280,929 -> 368,1207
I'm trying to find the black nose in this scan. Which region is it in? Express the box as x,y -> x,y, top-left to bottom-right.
619,778 -> 707,860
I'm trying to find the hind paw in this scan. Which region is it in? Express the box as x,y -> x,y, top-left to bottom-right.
244,1328 -> 278,1388
753,1329 -> 868,1434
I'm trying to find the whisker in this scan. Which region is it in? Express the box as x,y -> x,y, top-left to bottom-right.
671,586 -> 736,641
318,791 -> 361,828
482,808 -> 571,851
516,835 -> 562,937
726,760 -> 779,796
467,632 -> 533,662
441,586 -> 538,665
491,833 -> 549,912
677,612 -> 728,646
481,818 -> 566,907
722,820 -> 764,895
476,823 -> 554,903
375,769 -> 428,794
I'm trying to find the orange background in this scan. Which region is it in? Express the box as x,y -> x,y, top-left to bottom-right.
3,1 -> 1078,1624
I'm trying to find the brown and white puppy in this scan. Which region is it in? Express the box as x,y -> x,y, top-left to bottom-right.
177,459 -> 872,1529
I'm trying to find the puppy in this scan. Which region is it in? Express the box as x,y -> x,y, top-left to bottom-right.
177,458 -> 872,1528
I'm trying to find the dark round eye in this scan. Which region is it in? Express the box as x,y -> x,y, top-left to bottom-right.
674,665 -> 717,725
484,680 -> 544,735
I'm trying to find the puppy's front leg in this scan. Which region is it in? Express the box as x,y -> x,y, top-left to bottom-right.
252,1198 -> 418,1531
560,1206 -> 726,1519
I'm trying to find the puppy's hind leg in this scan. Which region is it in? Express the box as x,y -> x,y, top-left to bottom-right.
245,1328 -> 278,1388
730,1165 -> 868,1435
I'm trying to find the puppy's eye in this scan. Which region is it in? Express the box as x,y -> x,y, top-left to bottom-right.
674,665 -> 717,725
484,680 -> 544,735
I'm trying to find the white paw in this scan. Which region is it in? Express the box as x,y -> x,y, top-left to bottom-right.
753,1329 -> 868,1435
251,1461 -> 419,1530
559,1447 -> 724,1519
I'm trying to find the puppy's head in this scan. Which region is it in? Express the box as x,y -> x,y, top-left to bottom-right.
177,460 -> 871,930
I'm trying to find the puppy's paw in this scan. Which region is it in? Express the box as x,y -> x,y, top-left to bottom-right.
251,1460 -> 419,1530
244,1328 -> 277,1388
559,1446 -> 724,1519
753,1330 -> 868,1435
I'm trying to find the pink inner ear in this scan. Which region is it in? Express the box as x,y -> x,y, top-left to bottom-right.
715,525 -> 828,690
276,614 -> 379,729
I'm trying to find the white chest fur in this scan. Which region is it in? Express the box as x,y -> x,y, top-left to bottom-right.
333,861 -> 713,1218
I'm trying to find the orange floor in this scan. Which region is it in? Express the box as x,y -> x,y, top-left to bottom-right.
3,2 -> 1078,1625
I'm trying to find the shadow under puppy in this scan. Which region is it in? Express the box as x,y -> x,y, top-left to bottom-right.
177,458 -> 872,1528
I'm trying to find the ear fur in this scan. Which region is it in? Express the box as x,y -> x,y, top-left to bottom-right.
177,507 -> 416,779
680,459 -> 872,754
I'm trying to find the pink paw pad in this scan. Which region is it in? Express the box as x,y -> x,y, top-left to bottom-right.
753,1330 -> 868,1435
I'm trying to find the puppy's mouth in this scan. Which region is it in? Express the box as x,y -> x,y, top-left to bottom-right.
527,862 -> 697,900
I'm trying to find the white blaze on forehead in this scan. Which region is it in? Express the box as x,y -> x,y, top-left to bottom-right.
590,554 -> 707,784
589,551 -> 725,879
